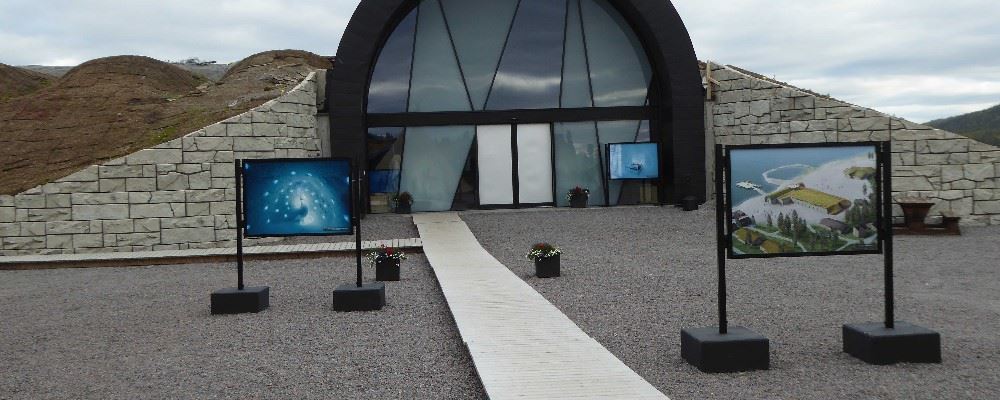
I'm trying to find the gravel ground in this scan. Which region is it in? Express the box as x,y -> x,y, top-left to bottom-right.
463,205 -> 1000,400
0,254 -> 485,399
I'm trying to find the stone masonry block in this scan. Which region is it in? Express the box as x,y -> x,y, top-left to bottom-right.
73,234 -> 104,248
134,219 -> 161,233
187,203 -> 211,216
964,164 -> 995,182
15,194 -> 46,209
211,163 -> 235,178
45,194 -> 72,208
46,221 -> 92,235
226,124 -> 253,137
100,179 -> 126,192
126,149 -> 183,165
234,138 -> 275,152
103,220 -> 134,234
21,222 -> 46,236
72,192 -> 129,205
99,165 -> 144,179
0,223 -> 20,236
161,227 -> 214,245
0,208 -> 14,223
157,174 -> 190,191
73,205 -> 129,220
162,216 -> 215,229
126,178 -> 157,192
27,209 -> 71,222
56,166 -> 100,183
130,204 -> 175,219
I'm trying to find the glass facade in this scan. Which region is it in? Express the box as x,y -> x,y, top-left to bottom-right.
365,0 -> 659,212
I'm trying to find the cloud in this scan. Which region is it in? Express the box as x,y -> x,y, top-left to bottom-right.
674,0 -> 1000,122
1,0 -> 997,122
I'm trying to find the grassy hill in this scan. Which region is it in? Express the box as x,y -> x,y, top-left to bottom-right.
0,64 -> 54,101
925,103 -> 1000,146
0,50 -> 332,195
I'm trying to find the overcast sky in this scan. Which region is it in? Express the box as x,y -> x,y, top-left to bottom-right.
2,0 -> 997,122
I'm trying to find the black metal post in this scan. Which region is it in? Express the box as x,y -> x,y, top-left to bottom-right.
715,144 -> 728,334
355,166 -> 364,288
235,159 -> 245,291
881,141 -> 895,329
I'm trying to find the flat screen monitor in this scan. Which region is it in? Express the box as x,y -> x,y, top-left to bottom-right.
242,158 -> 354,237
608,142 -> 660,180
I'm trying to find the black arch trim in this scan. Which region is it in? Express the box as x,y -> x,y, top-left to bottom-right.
328,0 -> 705,203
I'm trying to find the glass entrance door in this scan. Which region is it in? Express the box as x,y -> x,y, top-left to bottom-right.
476,124 -> 554,208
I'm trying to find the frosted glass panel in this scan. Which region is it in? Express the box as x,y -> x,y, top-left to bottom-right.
517,124 -> 554,204
400,126 -> 475,211
598,120 -> 642,205
409,0 -> 472,112
476,125 -> 515,206
581,0 -> 651,107
441,0 -> 519,110
486,0 -> 566,110
554,122 -> 605,206
561,0 -> 593,108
367,11 -> 416,113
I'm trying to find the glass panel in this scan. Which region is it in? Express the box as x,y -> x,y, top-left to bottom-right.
561,0 -> 593,108
486,0 -> 567,110
408,0 -> 473,112
581,0 -> 651,107
400,126 -> 476,211
554,122 -> 605,206
440,0 -> 520,110
367,127 -> 405,213
367,10 -> 417,114
598,120 -> 642,205
476,125 -> 514,206
517,124 -> 555,204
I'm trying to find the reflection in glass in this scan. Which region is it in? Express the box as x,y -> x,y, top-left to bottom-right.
409,0 -> 473,112
554,122 -> 605,206
486,0 -> 567,110
440,0 -> 519,110
400,126 -> 476,211
367,11 -> 417,114
561,0 -> 593,108
581,0 -> 651,107
367,127 -> 405,213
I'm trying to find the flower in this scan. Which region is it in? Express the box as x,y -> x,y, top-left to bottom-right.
366,245 -> 407,265
526,242 -> 561,261
566,186 -> 590,201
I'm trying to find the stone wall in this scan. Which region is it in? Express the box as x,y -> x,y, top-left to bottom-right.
0,72 -> 323,255
705,62 -> 1000,225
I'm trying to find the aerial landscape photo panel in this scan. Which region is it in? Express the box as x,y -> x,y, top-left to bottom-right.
727,144 -> 881,257
242,159 -> 354,237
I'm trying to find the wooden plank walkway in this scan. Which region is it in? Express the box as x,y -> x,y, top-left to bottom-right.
0,238 -> 423,270
414,212 -> 668,400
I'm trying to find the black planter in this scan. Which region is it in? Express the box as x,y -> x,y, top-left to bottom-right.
375,257 -> 401,281
534,254 -> 560,278
569,195 -> 588,208
395,203 -> 412,214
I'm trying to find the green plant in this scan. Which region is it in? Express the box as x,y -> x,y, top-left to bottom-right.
566,186 -> 590,202
393,191 -> 414,206
526,242 -> 561,261
366,245 -> 407,265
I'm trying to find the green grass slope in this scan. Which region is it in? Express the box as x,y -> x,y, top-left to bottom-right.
926,103 -> 1000,146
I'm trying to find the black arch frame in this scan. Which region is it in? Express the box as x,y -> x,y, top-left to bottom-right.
328,0 -> 705,205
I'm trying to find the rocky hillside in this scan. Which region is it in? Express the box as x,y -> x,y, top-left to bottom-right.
926,103 -> 1000,146
0,50 -> 332,195
0,64 -> 54,101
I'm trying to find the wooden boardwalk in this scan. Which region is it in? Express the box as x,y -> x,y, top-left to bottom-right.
414,212 -> 669,400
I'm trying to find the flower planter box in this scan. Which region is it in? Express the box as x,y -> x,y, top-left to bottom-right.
375,257 -> 401,281
569,196 -> 588,208
395,204 -> 412,214
534,254 -> 560,278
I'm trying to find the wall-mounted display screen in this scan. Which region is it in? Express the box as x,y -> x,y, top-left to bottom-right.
608,142 -> 660,180
726,143 -> 882,258
242,158 -> 354,237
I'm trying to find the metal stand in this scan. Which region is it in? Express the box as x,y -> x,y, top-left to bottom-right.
211,159 -> 270,315
681,144 -> 769,373
333,165 -> 386,312
843,141 -> 941,364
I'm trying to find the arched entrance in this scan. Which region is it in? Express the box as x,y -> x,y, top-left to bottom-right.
329,0 -> 704,213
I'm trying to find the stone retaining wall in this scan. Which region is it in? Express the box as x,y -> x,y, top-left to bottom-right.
0,72 -> 323,255
705,62 -> 1000,225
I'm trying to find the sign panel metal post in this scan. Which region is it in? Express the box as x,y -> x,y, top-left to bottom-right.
715,144 -> 728,335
